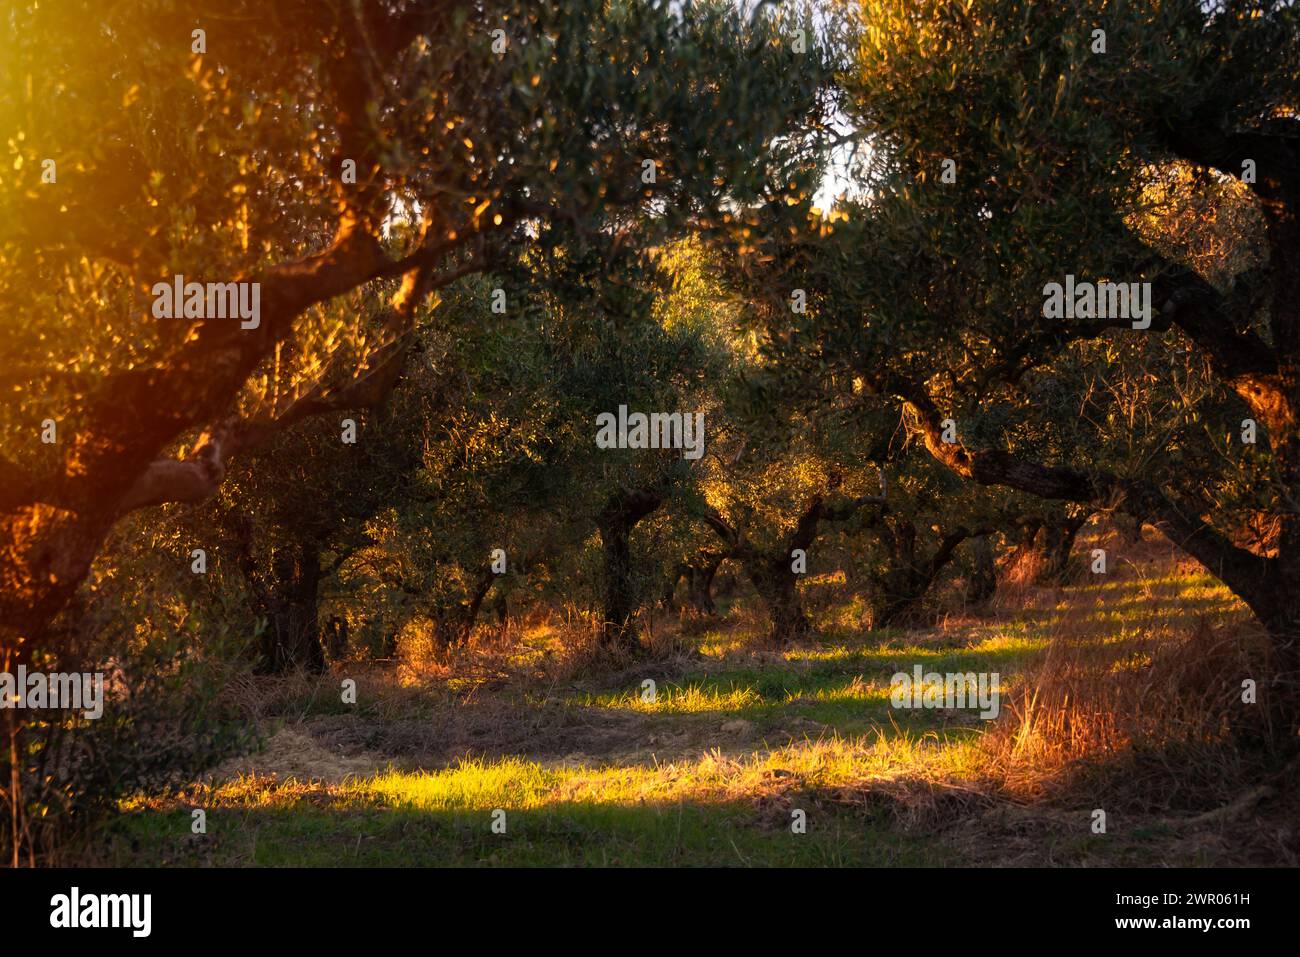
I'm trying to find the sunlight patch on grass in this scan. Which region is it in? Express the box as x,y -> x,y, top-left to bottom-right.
144,728 -> 993,825
798,675 -> 889,704
287,733 -> 992,815
575,683 -> 765,714
362,757 -> 559,810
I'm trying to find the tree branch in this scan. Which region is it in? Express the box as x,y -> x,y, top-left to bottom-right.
873,370 -> 1274,617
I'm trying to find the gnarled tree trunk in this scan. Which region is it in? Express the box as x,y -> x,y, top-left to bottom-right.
325,615 -> 349,660
998,519 -> 1042,583
597,487 -> 665,651
965,533 -> 997,606
701,481 -> 885,646
868,518 -> 985,628
747,553 -> 812,644
680,551 -> 723,618
1038,514 -> 1089,585
256,542 -> 326,674
433,569 -> 495,649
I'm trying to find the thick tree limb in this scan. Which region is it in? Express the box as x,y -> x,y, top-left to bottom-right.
872,370 -> 1274,618
111,238 -> 488,517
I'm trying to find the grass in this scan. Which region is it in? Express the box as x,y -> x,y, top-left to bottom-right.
87,532 -> 1295,867
110,735 -> 980,866
116,799 -> 934,867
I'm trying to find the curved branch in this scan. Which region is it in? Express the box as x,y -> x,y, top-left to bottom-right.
877,371 -> 1273,618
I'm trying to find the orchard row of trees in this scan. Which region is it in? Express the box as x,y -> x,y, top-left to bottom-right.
2,0 -> 1298,840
